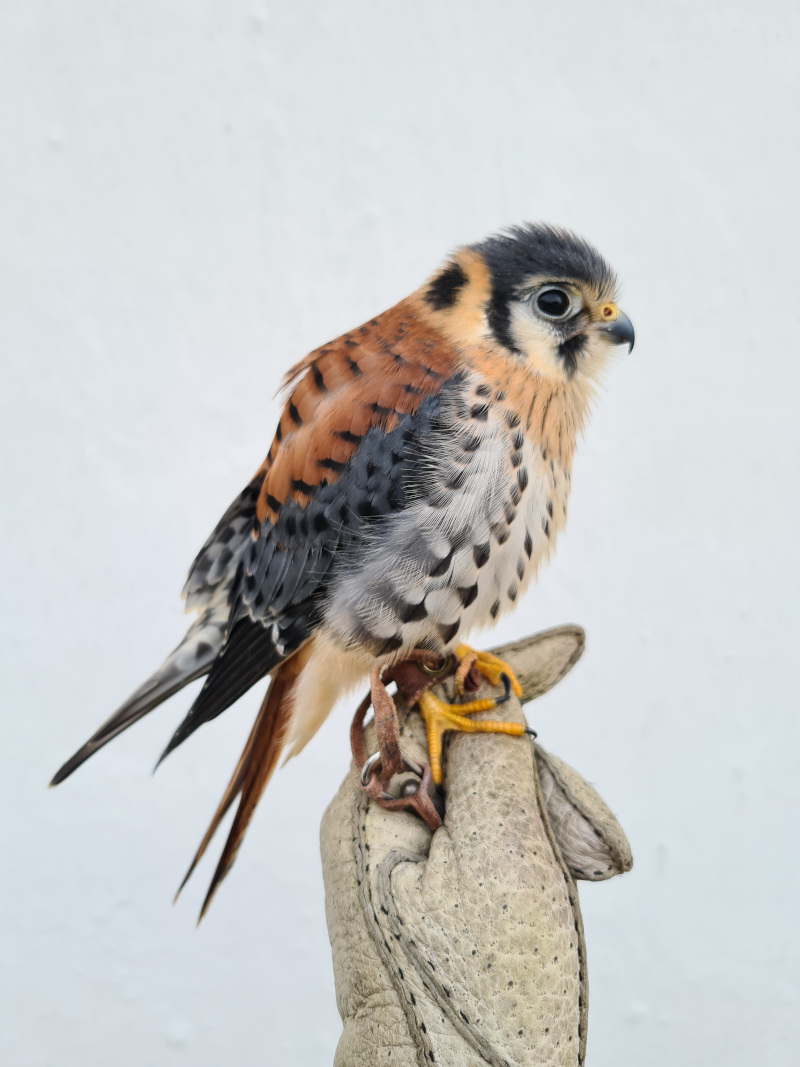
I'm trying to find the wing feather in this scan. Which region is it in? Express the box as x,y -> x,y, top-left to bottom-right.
52,298 -> 460,817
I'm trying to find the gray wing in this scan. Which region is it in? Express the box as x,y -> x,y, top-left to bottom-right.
50,477 -> 263,784
155,394 -> 449,760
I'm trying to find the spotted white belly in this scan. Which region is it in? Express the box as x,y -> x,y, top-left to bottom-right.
285,373 -> 573,757
324,374 -> 570,659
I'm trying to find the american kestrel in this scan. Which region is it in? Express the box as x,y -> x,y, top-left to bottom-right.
52,224 -> 634,915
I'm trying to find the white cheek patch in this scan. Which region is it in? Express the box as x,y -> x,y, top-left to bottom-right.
507,302 -> 567,379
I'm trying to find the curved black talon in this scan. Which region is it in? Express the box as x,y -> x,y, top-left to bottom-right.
496,673 -> 512,705
454,670 -> 512,707
524,727 -> 538,739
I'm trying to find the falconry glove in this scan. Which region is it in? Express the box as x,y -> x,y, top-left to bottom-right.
321,627 -> 632,1067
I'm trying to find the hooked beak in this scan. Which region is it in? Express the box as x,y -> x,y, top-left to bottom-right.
598,308 -> 635,351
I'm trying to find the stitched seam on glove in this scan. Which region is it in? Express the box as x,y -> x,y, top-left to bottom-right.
354,766 -> 437,1066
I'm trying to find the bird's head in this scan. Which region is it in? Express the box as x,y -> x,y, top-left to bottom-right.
420,222 -> 634,387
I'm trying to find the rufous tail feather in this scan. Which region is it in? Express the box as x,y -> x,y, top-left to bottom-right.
176,649 -> 308,922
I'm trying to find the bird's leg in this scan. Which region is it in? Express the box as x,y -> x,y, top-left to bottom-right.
418,645 -> 526,785
369,665 -> 403,782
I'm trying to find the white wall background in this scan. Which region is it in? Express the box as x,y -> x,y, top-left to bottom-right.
2,2 -> 799,1064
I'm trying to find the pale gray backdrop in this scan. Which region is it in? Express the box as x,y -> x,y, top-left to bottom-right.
2,3 -> 798,1065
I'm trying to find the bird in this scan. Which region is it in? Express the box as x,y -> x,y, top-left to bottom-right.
51,223 -> 634,918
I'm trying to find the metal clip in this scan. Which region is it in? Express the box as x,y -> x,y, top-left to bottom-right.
360,749 -> 425,800
360,748 -> 444,831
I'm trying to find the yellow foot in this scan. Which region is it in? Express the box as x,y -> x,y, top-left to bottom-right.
418,646 -> 526,786
452,644 -> 523,698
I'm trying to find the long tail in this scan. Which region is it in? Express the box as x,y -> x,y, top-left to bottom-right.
175,649 -> 308,922
50,610 -> 226,786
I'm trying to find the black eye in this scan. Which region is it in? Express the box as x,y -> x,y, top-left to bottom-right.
535,288 -> 572,320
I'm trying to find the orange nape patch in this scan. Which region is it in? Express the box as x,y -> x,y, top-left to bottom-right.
254,300 -> 461,525
412,248 -> 493,351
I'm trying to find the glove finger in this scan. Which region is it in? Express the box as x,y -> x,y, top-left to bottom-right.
489,625 -> 585,704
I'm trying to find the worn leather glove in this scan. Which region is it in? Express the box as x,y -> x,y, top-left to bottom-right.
321,627 -> 632,1067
